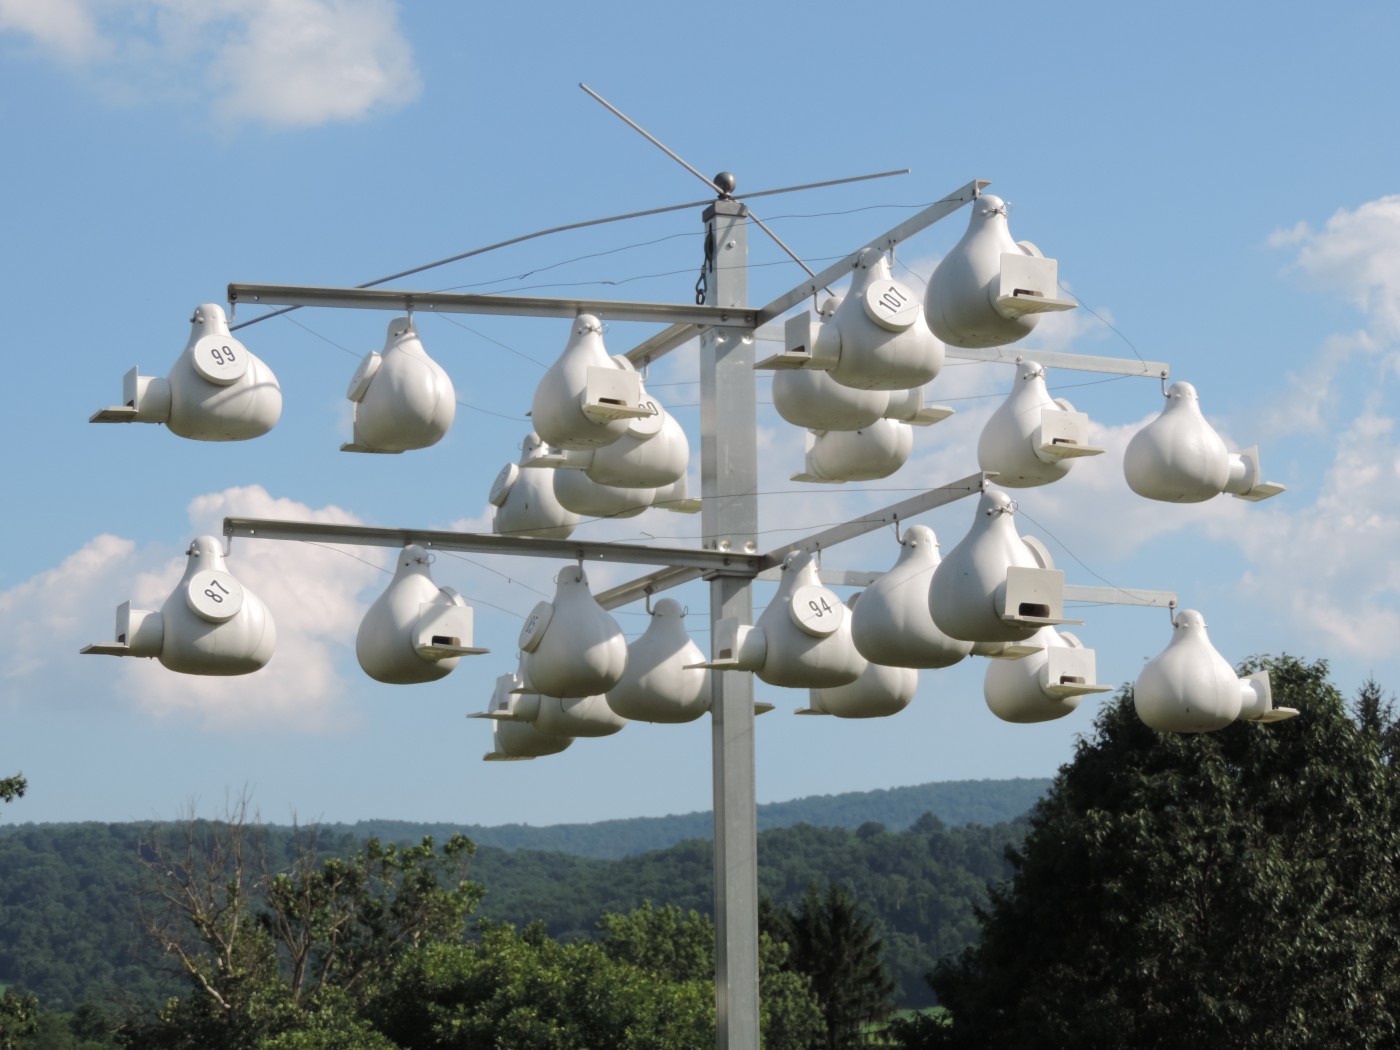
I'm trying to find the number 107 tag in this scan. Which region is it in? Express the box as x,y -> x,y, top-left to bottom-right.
861,279 -> 920,332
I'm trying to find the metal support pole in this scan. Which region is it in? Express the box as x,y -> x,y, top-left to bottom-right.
700,196 -> 760,1050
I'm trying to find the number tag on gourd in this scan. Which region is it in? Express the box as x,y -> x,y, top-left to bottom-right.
626,400 -> 665,438
488,463 -> 519,507
345,351 -> 381,402
186,570 -> 245,622
789,584 -> 843,637
190,335 -> 251,385
517,600 -> 553,652
862,279 -> 919,332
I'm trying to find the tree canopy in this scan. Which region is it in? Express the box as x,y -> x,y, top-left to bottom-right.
912,656 -> 1400,1049
0,775 -> 23,807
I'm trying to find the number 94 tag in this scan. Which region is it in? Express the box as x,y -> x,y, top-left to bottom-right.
186,570 -> 245,623
789,584 -> 843,637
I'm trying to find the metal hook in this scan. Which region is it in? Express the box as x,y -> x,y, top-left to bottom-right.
1167,598 -> 1178,628
1160,372 -> 1171,398
892,516 -> 904,545
644,589 -> 653,614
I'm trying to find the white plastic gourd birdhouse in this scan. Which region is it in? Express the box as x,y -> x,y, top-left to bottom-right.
606,598 -> 710,723
1123,382 -> 1285,503
509,661 -> 628,738
851,525 -> 974,669
1134,609 -> 1297,733
773,365 -> 892,431
983,627 -> 1111,724
81,536 -> 275,675
531,314 -> 649,451
774,253 -> 944,390
801,659 -> 917,719
794,420 -> 913,483
556,372 -> 691,489
553,469 -> 699,519
978,361 -> 1104,487
491,433 -> 580,540
342,316 -> 455,454
476,672 -> 573,761
929,487 -> 1076,643
90,304 -> 282,441
355,545 -> 486,685
773,367 -> 954,433
702,550 -> 865,689
925,195 -> 1076,349
533,694 -> 628,737
519,565 -> 627,699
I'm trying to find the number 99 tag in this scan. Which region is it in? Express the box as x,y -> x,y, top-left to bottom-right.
862,279 -> 919,331
789,584 -> 843,637
186,570 -> 245,623
191,335 -> 251,385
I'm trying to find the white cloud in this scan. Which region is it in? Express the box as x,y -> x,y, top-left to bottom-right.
0,485 -> 384,732
0,534 -> 136,680
1215,196 -> 1400,658
0,0 -> 103,61
0,0 -> 420,128
1216,404 -> 1400,658
205,0 -> 420,126
1273,195 -> 1400,340
1262,197 -> 1400,436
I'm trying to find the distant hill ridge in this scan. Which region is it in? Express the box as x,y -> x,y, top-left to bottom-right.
329,777 -> 1050,860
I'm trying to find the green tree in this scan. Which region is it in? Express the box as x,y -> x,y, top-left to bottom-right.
0,990 -> 38,1050
371,920 -> 714,1049
0,775 -> 23,806
915,657 -> 1400,1050
128,802 -> 480,1049
597,901 -> 824,1050
768,883 -> 897,1048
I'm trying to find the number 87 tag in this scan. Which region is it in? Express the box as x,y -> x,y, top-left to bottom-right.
186,570 -> 245,622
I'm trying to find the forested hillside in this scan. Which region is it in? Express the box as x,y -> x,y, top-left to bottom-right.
0,810 -> 1023,1011
340,776 -> 1048,858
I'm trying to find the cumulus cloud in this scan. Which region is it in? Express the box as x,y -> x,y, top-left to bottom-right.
1272,196 -> 1400,340
1216,404 -> 1400,657
0,485 -> 382,732
0,534 -> 137,680
1227,196 -> 1400,657
1262,197 -> 1400,436
0,0 -> 103,61
0,0 -> 420,128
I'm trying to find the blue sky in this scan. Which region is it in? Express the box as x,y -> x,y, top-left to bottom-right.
2,1 -> 1398,827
